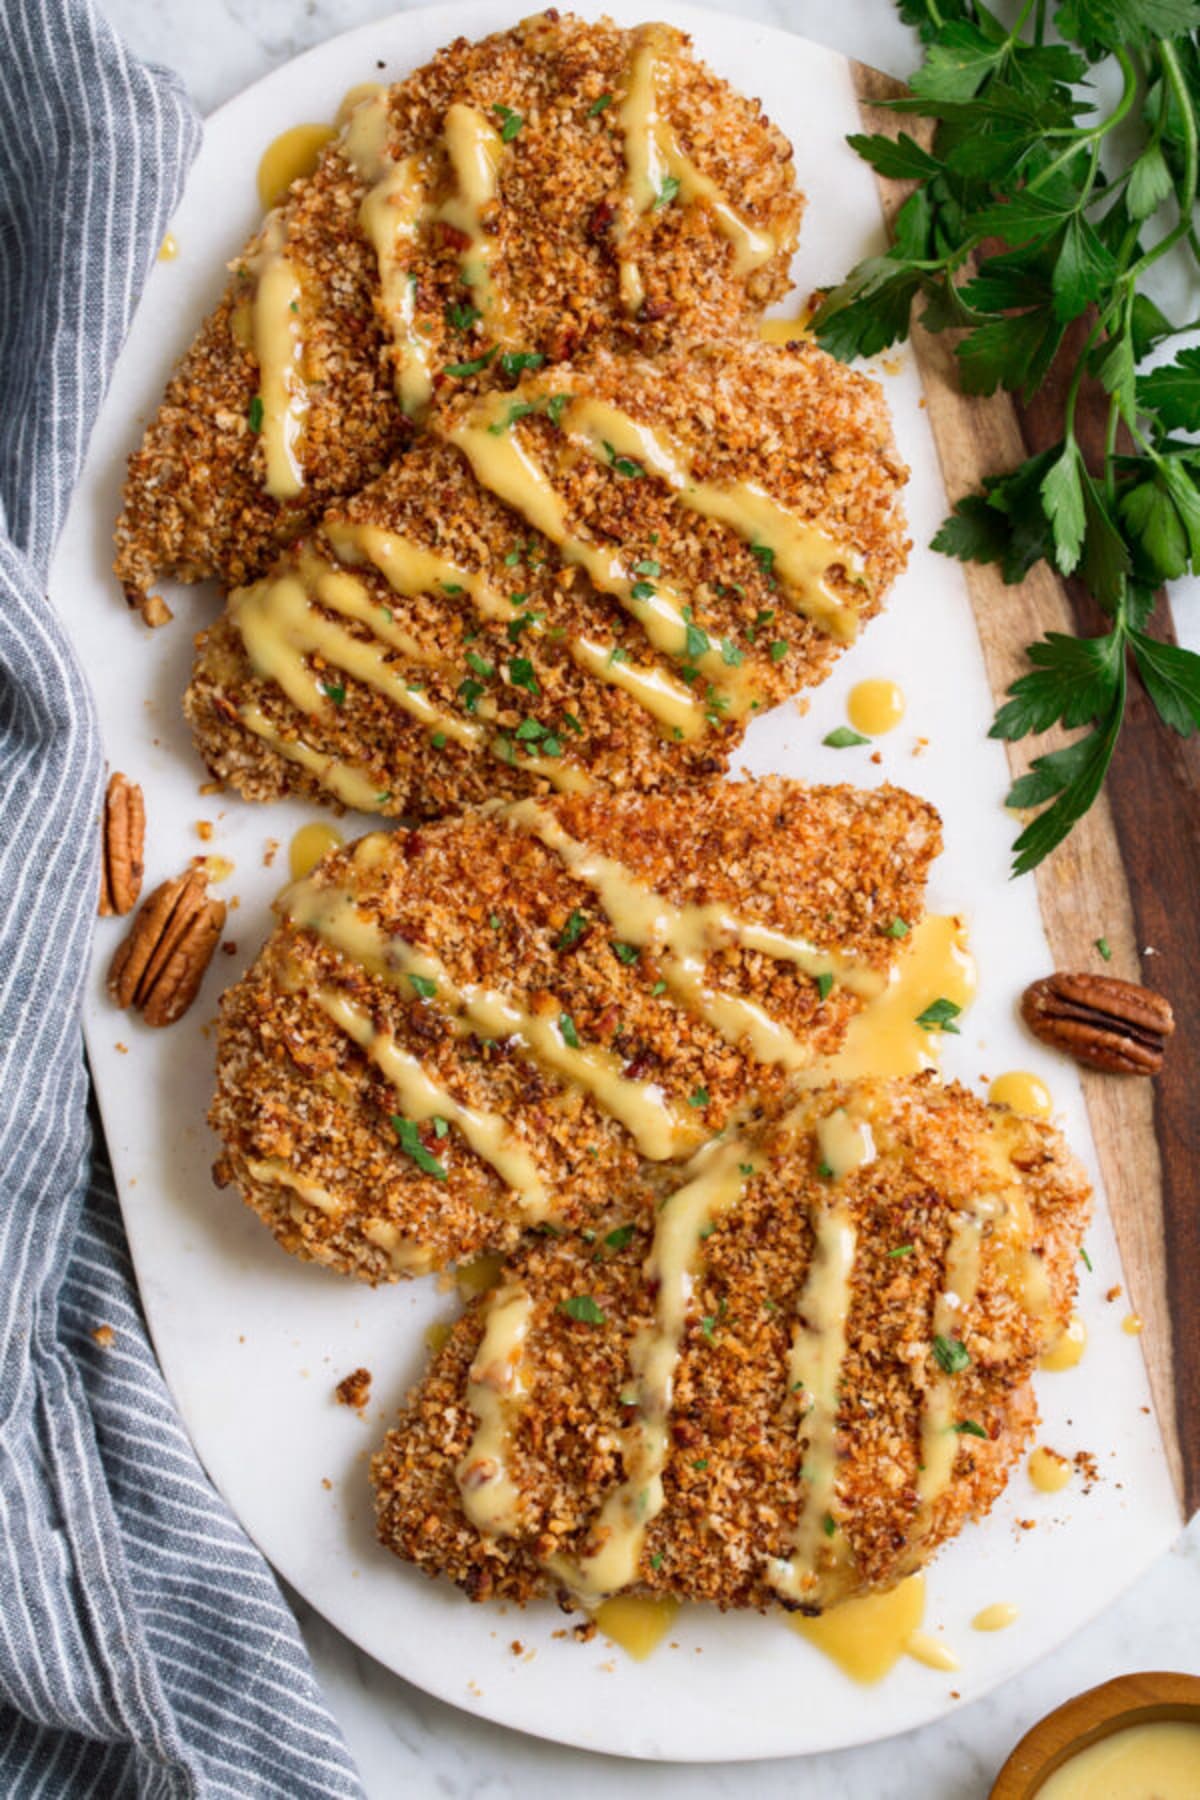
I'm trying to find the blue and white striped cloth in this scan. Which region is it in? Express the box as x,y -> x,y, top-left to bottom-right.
0,4 -> 365,1793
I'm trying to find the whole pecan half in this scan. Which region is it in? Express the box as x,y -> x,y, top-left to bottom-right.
98,772 -> 146,917
1021,972 -> 1174,1075
107,867 -> 226,1027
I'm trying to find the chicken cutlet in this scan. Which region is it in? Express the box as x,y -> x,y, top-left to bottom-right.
211,779 -> 941,1279
184,337 -> 908,817
371,1075 -> 1090,1614
114,13 -> 803,618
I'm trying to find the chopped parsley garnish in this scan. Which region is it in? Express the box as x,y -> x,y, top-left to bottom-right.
634,558 -> 661,577
611,941 -> 639,965
1096,935 -> 1113,961
654,175 -> 681,208
442,346 -> 499,378
430,731 -> 447,749
603,441 -> 644,479
408,973 -> 437,1000
465,650 -> 494,679
557,909 -> 587,949
816,971 -> 834,1002
432,1117 -> 449,1138
489,913 -> 502,930
390,1115 -> 446,1180
651,979 -> 667,997
559,1012 -> 581,1049
321,679 -> 345,706
507,656 -> 539,693
720,638 -> 745,667
916,997 -> 962,1034
605,1224 -> 635,1251
823,727 -> 870,749
692,1458 -> 709,1471
1080,1246 -> 1093,1273
887,918 -> 911,939
588,92 -> 613,116
445,300 -> 480,332
562,710 -> 583,734
561,1294 -> 605,1325
507,611 -> 543,642
491,104 -> 525,142
649,1552 -> 664,1570
738,1163 -> 755,1177
498,349 -> 544,379
817,1161 -> 835,1179
516,717 -> 547,742
822,1513 -> 837,1539
247,395 -> 264,432
887,1244 -> 914,1258
768,639 -> 790,663
685,622 -> 711,660
544,392 -> 572,427
699,1315 -> 716,1342
608,645 -> 630,666
441,582 -> 464,595
458,677 -> 485,714
688,1087 -> 710,1108
954,1420 -> 988,1439
631,580 -> 656,601
932,1334 -> 971,1376
487,400 -> 537,435
751,543 -> 776,575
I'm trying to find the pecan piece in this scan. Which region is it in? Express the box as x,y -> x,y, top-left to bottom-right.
98,772 -> 146,917
1021,972 -> 1174,1075
107,868 -> 226,1027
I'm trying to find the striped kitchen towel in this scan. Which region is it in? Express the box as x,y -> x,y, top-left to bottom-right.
0,4 -> 365,1795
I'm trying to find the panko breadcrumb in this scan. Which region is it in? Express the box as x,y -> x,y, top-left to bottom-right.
184,337 -> 908,818
371,1075 -> 1090,1611
114,13 -> 803,614
210,779 -> 941,1279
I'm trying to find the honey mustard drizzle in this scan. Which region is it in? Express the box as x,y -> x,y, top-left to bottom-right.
248,211 -> 310,499
313,985 -> 551,1219
506,797 -> 883,1068
341,92 -> 513,415
615,24 -> 777,315
767,1102 -> 866,1607
457,1284 -> 535,1535
443,390 -> 866,748
546,1137 -> 758,1598
280,873 -> 701,1162
228,544 -> 586,804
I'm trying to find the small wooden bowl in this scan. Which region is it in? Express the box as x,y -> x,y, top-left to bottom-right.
990,1672 -> 1200,1798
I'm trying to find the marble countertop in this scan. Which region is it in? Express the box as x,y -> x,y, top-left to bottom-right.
97,0 -> 1200,1792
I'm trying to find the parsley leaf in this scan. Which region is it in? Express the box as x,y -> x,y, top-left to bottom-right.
916,997 -> 962,1033
561,1294 -> 605,1325
391,1116 -> 447,1180
823,726 -> 870,748
932,1334 -> 971,1375
557,908 -> 587,949
559,1012 -> 581,1049
491,104 -> 524,142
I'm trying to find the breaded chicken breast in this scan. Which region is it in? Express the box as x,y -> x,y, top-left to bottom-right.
211,779 -> 941,1278
114,14 -> 803,617
371,1076 -> 1090,1613
184,338 -> 908,817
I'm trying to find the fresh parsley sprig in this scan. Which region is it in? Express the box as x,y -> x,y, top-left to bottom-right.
814,0 -> 1200,873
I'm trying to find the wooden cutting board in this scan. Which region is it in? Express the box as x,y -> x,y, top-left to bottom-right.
853,64 -> 1200,1517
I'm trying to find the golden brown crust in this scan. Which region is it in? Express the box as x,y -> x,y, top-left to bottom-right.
114,13 -> 804,609
371,1076 -> 1090,1610
184,337 -> 908,817
210,779 -> 941,1278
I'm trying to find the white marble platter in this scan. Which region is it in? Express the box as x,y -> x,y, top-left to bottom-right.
50,0 -> 1179,1763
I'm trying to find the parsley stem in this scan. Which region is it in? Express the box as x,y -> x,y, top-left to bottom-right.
1126,41 -> 1198,284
